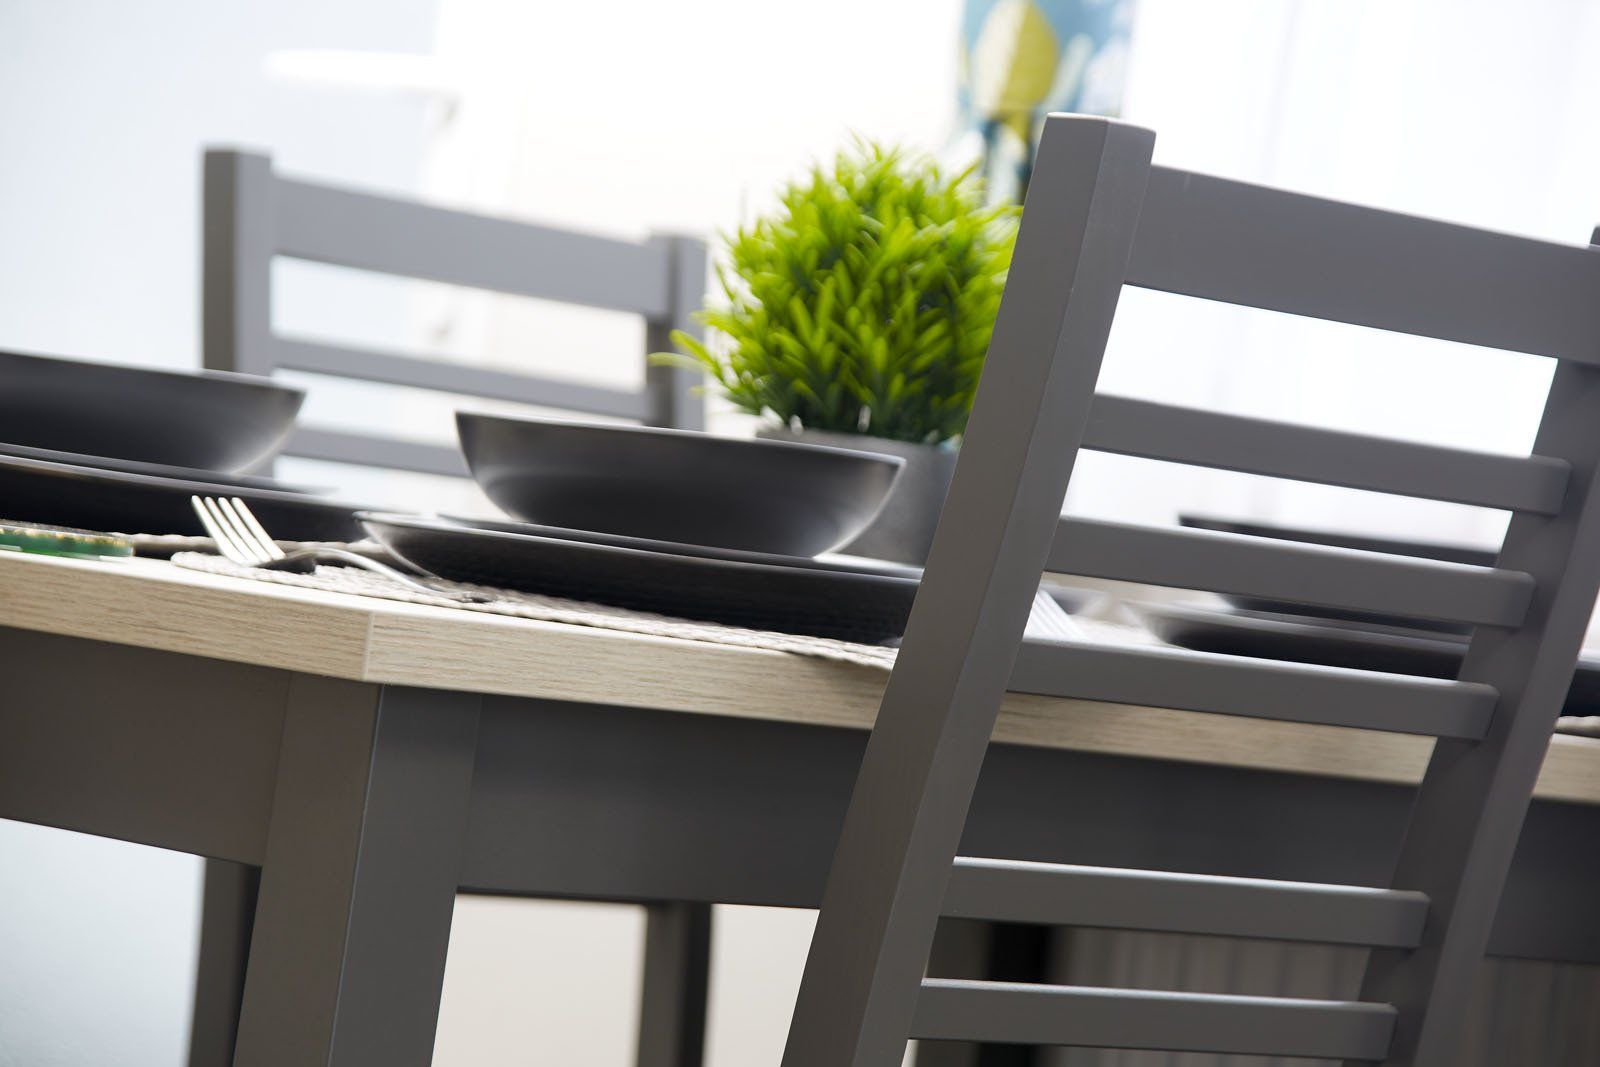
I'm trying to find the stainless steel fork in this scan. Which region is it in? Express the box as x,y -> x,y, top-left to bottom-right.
190,495 -> 488,603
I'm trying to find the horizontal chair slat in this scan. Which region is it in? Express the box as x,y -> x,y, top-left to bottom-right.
1047,518 -> 1534,627
1127,166 -> 1600,363
283,427 -> 468,478
1084,394 -> 1570,515
913,980 -> 1396,1060
944,858 -> 1429,947
1008,637 -> 1495,738
275,337 -> 651,422
274,177 -> 673,316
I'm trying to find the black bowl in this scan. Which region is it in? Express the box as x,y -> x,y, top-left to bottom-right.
456,412 -> 904,557
0,349 -> 304,473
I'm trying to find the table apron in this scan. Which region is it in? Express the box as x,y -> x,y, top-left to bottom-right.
2,626 -> 1598,965
0,626 -> 282,863
460,694 -> 1600,966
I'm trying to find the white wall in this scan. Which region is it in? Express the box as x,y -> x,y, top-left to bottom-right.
406,0 -> 967,450
0,3 -> 433,1064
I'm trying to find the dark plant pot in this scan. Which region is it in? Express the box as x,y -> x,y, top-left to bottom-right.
759,426 -> 958,565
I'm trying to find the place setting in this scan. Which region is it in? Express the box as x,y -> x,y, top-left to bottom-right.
176,410 -> 925,646
0,347 -> 366,544
0,346 -> 931,648
364,412 -> 923,637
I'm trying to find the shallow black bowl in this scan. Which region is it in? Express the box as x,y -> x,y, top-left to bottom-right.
456,412 -> 903,557
0,349 -> 304,473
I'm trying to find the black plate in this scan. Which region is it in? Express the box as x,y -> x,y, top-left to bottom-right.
1178,514 -> 1497,634
359,513 -> 920,643
1136,600 -> 1600,716
456,411 -> 903,558
0,348 -> 304,473
0,454 -> 364,541
0,440 -> 317,493
442,514 -> 922,579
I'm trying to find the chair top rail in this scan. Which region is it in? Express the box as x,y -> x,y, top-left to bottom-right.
274,337 -> 651,422
1008,636 -> 1496,738
1046,518 -> 1534,627
273,175 -> 675,318
913,979 -> 1396,1059
1085,394 -> 1571,515
1125,163 -> 1600,363
944,858 -> 1430,948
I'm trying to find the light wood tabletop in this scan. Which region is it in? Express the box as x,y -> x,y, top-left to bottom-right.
4,548 -> 1599,804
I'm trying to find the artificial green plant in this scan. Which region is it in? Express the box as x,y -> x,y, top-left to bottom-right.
665,141 -> 1018,445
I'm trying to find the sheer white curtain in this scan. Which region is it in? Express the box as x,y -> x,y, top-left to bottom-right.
1079,0 -> 1600,547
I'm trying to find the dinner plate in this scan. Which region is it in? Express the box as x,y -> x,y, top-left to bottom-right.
1134,599 -> 1600,716
1178,514 -> 1497,634
443,515 -> 923,579
0,453 -> 365,541
0,439 -> 317,494
359,513 -> 920,643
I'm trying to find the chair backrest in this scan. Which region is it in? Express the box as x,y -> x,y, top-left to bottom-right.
783,114 -> 1600,1067
202,148 -> 706,477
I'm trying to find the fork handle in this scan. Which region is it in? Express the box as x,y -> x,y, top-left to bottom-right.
267,547 -> 488,602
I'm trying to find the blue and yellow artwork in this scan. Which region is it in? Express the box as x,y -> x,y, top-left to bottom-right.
957,0 -> 1135,199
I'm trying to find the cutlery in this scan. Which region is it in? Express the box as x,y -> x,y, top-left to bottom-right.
191,495 -> 488,603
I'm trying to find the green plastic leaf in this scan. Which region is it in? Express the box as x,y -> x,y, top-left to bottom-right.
660,138 -> 1018,443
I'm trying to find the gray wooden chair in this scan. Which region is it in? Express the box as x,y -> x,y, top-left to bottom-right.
192,147 -> 712,1067
202,147 -> 705,476
782,114 -> 1600,1066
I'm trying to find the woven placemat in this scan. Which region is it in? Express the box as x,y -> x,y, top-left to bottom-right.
167,552 -> 1151,673
162,550 -> 1600,738
172,551 -> 901,670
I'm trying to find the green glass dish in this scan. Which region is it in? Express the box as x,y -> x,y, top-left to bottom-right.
0,520 -> 132,560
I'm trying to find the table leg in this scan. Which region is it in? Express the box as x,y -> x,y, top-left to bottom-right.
232,676 -> 480,1067
636,901 -> 713,1067
187,859 -> 259,1067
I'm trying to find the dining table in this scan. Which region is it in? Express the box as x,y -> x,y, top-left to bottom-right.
4,547 -> 1600,1066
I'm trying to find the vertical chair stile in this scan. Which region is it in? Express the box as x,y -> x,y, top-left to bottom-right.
782,116 -> 1159,1067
